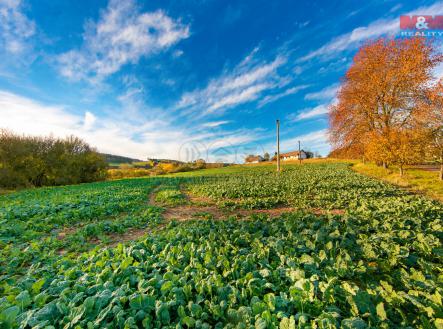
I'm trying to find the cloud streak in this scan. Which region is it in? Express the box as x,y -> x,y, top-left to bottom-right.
281,129 -> 329,154
57,0 -> 189,82
177,53 -> 286,116
304,84 -> 339,101
298,18 -> 398,62
201,120 -> 230,128
258,84 -> 310,108
291,104 -> 329,121
0,0 -> 36,55
0,90 -> 260,163
298,1 -> 443,62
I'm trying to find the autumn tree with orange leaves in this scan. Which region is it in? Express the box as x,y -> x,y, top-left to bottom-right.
415,81 -> 443,179
329,37 -> 442,177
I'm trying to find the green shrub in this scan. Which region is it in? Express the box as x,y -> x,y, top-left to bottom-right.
0,130 -> 107,188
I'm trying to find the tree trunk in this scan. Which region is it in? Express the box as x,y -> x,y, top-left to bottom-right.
399,165 -> 404,176
383,161 -> 387,169
440,152 -> 443,181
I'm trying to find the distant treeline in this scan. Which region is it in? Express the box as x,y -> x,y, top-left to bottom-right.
101,153 -> 142,165
108,159 -> 227,180
0,130 -> 107,188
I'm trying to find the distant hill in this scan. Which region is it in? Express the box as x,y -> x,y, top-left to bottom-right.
100,153 -> 143,165
101,153 -> 187,166
101,153 -> 209,166
150,159 -> 184,165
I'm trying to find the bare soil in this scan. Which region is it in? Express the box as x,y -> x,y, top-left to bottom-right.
56,227 -> 77,240
58,184 -> 346,251
310,208 -> 345,216
107,226 -> 167,247
409,164 -> 439,172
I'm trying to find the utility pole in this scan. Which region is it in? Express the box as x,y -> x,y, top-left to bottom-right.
298,140 -> 302,165
276,120 -> 280,172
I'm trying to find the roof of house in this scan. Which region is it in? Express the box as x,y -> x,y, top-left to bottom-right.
245,155 -> 263,162
280,150 -> 305,157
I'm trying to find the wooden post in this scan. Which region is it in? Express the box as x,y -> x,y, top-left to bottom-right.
298,140 -> 302,164
276,120 -> 280,172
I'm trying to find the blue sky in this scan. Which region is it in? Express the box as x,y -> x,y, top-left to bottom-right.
0,0 -> 442,162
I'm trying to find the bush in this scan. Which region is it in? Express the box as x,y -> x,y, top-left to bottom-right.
170,164 -> 193,173
107,161 -> 227,180
107,168 -> 152,179
157,163 -> 176,173
0,130 -> 107,188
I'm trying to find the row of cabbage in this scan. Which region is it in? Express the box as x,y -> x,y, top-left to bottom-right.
0,163 -> 442,328
188,163 -> 405,210
0,178 -> 166,277
1,210 -> 441,328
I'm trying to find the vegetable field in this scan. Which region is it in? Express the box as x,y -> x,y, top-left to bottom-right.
0,163 -> 442,328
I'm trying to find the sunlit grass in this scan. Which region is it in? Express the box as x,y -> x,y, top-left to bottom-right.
353,162 -> 443,201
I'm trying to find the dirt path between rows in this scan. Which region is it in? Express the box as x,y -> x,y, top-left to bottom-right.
58,184 -> 345,253
148,184 -> 343,221
149,186 -> 345,222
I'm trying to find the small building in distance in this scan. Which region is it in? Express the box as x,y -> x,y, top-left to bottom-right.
245,155 -> 264,164
279,150 -> 307,161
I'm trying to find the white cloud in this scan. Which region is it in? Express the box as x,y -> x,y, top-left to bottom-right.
173,49 -> 184,58
0,0 -> 36,55
281,129 -> 329,154
389,4 -> 402,13
304,84 -> 339,101
83,111 -> 97,130
0,90 -> 259,163
208,83 -> 271,112
239,46 -> 260,66
298,21 -> 310,28
202,120 -> 230,128
0,91 -> 81,136
293,66 -> 304,75
433,60 -> 443,81
258,84 -> 310,108
290,95 -> 338,121
298,18 -> 398,62
57,0 -> 189,82
177,54 -> 286,116
298,2 -> 443,62
318,57 -> 349,75
291,104 -> 329,121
